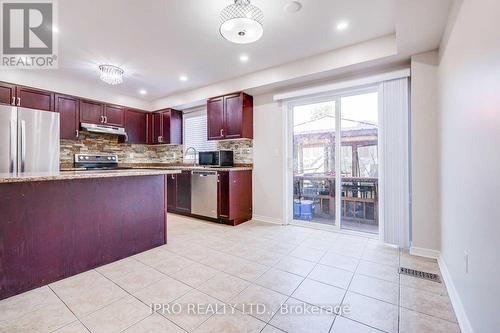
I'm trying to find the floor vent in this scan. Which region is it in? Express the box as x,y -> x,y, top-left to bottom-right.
399,267 -> 441,283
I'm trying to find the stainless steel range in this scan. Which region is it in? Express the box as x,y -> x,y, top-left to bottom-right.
74,154 -> 130,170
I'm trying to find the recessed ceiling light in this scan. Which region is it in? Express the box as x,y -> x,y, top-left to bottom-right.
179,75 -> 188,82
284,1 -> 302,13
336,21 -> 349,31
139,89 -> 147,95
239,54 -> 249,62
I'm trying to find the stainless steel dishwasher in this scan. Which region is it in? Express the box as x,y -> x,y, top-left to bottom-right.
191,170 -> 218,218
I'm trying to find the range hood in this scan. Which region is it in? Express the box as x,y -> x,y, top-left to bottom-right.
81,123 -> 127,138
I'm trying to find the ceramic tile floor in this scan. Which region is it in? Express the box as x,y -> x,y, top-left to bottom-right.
0,214 -> 461,333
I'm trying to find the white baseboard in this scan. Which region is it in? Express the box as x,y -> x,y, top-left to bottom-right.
252,215 -> 283,225
409,246 -> 441,259
438,255 -> 474,333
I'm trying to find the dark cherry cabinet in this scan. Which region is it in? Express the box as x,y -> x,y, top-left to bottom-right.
207,92 -> 253,140
167,171 -> 191,213
0,82 -> 54,111
80,100 -> 124,127
55,94 -> 80,140
217,170 -> 253,225
125,109 -> 148,144
151,113 -> 163,144
80,100 -> 103,124
176,171 -> 191,212
207,97 -> 225,140
151,109 -> 183,144
0,82 -> 16,106
16,87 -> 54,112
104,104 -> 125,127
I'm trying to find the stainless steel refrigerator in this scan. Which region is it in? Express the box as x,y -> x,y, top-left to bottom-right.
0,104 -> 60,174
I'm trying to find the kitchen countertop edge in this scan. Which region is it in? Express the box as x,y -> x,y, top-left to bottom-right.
0,169 -> 182,184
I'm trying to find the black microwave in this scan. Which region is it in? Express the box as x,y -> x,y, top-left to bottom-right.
198,150 -> 234,167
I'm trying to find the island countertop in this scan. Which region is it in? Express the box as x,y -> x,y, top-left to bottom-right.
0,169 -> 182,184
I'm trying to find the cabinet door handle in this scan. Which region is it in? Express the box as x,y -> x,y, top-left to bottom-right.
17,97 -> 21,106
104,116 -> 107,123
11,96 -> 15,105
220,128 -> 224,137
75,130 -> 79,138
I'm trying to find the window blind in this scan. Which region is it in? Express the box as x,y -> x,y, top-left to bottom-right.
183,108 -> 217,161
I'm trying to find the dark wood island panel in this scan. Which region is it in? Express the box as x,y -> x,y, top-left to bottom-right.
0,175 -> 167,300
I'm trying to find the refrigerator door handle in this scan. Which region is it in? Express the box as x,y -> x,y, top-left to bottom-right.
20,120 -> 26,172
9,120 -> 16,173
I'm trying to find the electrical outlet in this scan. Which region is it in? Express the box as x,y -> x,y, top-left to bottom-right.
464,251 -> 469,274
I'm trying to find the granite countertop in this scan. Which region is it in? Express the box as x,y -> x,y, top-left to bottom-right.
118,164 -> 253,172
0,169 -> 182,184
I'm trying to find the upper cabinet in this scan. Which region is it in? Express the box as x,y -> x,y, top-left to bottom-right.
79,100 -> 124,127
151,109 -> 183,144
125,109 -> 148,144
16,87 -> 54,111
103,104 -> 125,127
79,100 -> 103,124
0,82 -> 54,111
207,92 -> 253,141
0,82 -> 16,106
55,94 -> 80,140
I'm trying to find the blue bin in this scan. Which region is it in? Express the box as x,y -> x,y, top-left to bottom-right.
293,201 -> 301,218
294,200 -> 315,221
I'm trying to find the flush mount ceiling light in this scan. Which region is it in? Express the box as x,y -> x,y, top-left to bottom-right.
220,0 -> 264,44
98,64 -> 124,85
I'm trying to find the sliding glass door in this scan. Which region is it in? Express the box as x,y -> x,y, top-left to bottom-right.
293,101 -> 337,226
291,89 -> 379,234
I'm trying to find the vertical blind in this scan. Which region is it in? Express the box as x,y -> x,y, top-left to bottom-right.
379,78 -> 410,247
183,108 -> 217,161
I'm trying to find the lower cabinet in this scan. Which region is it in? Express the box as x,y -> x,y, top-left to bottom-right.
167,171 -> 191,213
217,170 -> 253,226
167,169 -> 252,226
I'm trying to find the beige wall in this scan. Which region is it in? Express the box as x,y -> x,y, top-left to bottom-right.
410,51 -> 441,252
252,94 -> 284,222
438,0 -> 500,331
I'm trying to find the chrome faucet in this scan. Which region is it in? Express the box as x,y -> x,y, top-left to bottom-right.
184,147 -> 198,166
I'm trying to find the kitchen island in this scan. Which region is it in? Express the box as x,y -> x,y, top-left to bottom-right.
0,169 -> 180,300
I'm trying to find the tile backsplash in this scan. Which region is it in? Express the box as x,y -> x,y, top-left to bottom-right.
60,132 -> 183,167
217,139 -> 253,165
60,132 -> 253,167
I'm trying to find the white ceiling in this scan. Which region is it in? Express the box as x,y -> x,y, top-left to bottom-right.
2,0 -> 453,105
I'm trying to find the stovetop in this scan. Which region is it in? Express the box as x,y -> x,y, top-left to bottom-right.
74,154 -> 122,170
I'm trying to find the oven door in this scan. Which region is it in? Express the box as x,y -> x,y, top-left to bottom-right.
198,151 -> 219,166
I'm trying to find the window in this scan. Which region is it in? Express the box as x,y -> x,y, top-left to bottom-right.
183,108 -> 217,162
